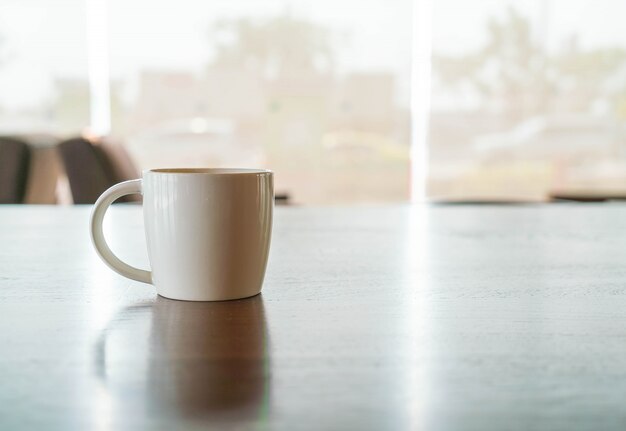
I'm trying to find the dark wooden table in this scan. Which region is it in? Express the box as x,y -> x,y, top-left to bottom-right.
2,204 -> 626,430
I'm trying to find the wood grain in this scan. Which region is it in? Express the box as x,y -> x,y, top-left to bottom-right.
1,204 -> 626,430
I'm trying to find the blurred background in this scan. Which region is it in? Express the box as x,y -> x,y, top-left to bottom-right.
1,0 -> 625,205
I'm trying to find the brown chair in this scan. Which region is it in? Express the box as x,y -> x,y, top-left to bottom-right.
0,137 -> 31,204
57,137 -> 140,204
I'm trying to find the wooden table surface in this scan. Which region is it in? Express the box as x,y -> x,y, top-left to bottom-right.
2,204 -> 626,430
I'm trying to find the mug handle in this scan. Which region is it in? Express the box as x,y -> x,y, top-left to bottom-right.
90,179 -> 152,284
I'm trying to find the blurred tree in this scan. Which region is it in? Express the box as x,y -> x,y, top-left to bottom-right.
551,36 -> 626,114
209,12 -> 335,80
434,6 -> 626,120
434,7 -> 548,120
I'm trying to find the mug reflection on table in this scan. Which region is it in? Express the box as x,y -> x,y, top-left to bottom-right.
95,295 -> 270,420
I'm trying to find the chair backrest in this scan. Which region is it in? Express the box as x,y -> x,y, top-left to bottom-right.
97,138 -> 140,185
57,137 -> 140,204
0,137 -> 31,204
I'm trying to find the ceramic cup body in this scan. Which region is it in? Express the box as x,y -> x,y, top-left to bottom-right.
90,168 -> 273,301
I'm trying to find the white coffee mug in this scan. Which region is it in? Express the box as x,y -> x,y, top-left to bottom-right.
90,168 -> 273,301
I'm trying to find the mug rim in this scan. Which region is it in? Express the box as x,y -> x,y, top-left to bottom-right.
145,168 -> 272,175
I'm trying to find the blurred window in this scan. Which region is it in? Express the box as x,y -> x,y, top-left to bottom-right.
5,1 -> 625,204
0,0 -> 89,137
430,0 -> 626,201
107,0 -> 413,204
0,0 -> 412,205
